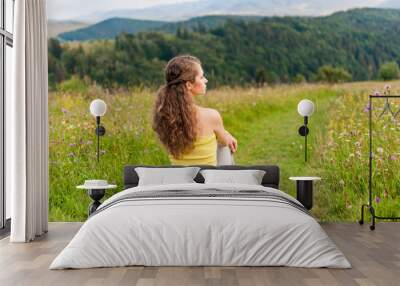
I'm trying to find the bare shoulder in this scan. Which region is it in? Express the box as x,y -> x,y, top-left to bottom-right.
199,107 -> 221,122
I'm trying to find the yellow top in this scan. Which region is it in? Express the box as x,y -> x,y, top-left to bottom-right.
169,133 -> 217,166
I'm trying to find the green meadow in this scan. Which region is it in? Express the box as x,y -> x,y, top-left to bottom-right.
49,80 -> 400,222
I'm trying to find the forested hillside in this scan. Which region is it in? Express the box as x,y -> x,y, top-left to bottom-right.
48,8 -> 400,89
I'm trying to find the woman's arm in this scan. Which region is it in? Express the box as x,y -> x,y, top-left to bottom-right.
209,109 -> 238,153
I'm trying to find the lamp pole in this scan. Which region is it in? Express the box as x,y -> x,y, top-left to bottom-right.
96,116 -> 100,162
304,116 -> 308,162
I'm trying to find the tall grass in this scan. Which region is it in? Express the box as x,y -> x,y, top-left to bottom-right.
49,80 -> 400,222
313,82 -> 400,221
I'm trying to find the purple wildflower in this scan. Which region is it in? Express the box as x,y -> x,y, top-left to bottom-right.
69,143 -> 77,147
375,196 -> 381,204
391,154 -> 397,161
87,140 -> 93,145
61,108 -> 69,114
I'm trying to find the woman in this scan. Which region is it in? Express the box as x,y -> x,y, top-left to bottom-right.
153,55 -> 237,166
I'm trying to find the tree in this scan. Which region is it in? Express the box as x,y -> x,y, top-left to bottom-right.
48,38 -> 63,59
378,61 -> 400,81
316,65 -> 352,83
293,74 -> 306,84
255,67 -> 268,87
48,53 -> 66,88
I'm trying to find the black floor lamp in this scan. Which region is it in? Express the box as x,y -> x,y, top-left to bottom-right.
89,99 -> 107,162
297,99 -> 315,162
359,92 -> 400,230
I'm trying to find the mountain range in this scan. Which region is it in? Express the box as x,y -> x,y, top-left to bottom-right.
72,0 -> 400,23
57,15 -> 264,41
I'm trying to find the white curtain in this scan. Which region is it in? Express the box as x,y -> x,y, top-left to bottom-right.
7,0 -> 49,242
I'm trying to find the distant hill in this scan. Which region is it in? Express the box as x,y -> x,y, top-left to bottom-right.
75,0 -> 306,22
58,15 -> 263,41
47,20 -> 89,39
72,0 -> 400,23
381,0 -> 400,9
155,15 -> 264,34
58,18 -> 166,41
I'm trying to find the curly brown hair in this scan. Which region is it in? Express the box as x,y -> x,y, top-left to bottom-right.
153,55 -> 201,158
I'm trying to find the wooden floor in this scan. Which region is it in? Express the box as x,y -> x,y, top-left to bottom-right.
0,222 -> 399,286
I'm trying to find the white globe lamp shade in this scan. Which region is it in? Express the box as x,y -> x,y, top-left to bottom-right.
90,99 -> 107,117
297,99 -> 314,117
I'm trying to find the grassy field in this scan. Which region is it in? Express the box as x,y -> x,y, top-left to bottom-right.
49,80 -> 400,222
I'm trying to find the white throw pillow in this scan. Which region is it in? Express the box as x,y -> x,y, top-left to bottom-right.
135,167 -> 200,186
200,169 -> 266,185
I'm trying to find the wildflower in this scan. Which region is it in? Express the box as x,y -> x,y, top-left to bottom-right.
384,85 -> 391,95
390,154 -> 397,161
377,147 -> 384,154
100,150 -> 106,155
69,143 -> 77,148
61,108 -> 69,114
339,179 -> 345,186
68,152 -> 75,157
363,103 -> 370,113
354,141 -> 361,147
87,140 -> 93,145
373,90 -> 381,96
375,196 -> 381,204
349,153 -> 355,158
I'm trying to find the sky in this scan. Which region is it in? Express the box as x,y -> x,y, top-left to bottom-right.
47,0 -> 196,20
47,0 -> 391,21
